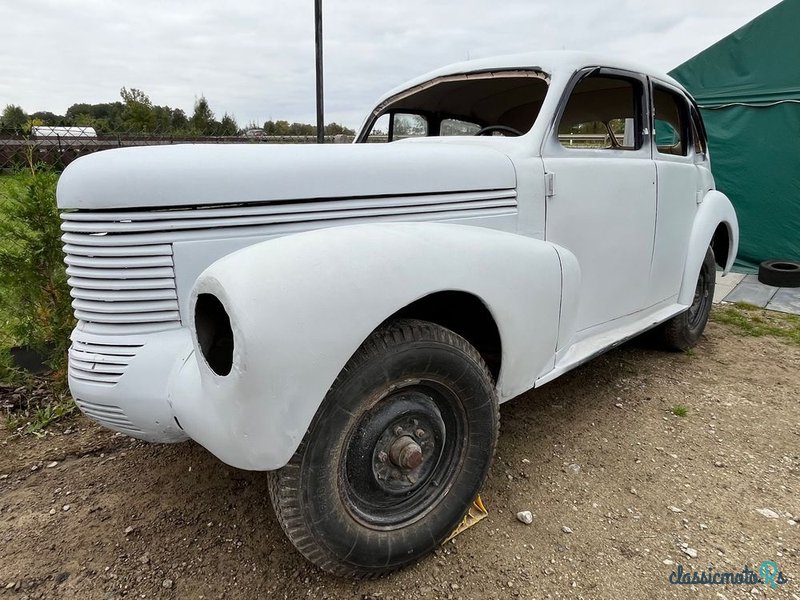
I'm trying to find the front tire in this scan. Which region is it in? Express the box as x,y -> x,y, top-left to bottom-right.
657,247 -> 716,351
268,319 -> 499,578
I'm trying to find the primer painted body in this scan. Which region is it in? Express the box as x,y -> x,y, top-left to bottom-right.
57,52 -> 738,469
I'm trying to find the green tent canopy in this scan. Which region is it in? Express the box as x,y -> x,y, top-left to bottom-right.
670,0 -> 800,270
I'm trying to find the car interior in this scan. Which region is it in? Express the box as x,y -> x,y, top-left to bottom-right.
361,71 -> 550,141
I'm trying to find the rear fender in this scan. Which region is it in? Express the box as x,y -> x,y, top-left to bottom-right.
169,222 -> 562,470
678,191 -> 739,305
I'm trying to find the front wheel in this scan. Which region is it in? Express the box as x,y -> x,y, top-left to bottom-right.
268,319 -> 499,578
656,247 -> 716,351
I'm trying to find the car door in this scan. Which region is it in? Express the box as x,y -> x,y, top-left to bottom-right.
542,68 -> 657,332
645,81 -> 702,306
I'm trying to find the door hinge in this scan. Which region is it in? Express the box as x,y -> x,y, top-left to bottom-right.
545,172 -> 556,198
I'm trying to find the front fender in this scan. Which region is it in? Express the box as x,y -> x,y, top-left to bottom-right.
169,223 -> 562,470
678,191 -> 739,305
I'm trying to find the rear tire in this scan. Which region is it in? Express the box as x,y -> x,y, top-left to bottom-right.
656,247 -> 716,351
268,319 -> 499,578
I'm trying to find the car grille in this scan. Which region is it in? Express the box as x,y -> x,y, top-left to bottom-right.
68,337 -> 143,386
74,397 -> 141,434
63,240 -> 179,335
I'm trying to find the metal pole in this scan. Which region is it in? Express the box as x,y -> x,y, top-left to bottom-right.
314,0 -> 324,144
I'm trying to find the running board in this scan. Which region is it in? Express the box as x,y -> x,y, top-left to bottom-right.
536,304 -> 686,387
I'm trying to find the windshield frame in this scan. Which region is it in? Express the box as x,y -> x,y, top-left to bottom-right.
355,68 -> 550,143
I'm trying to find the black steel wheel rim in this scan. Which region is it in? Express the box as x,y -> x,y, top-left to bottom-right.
340,382 -> 467,530
688,265 -> 711,328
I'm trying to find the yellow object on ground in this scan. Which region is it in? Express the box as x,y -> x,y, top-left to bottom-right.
443,496 -> 488,543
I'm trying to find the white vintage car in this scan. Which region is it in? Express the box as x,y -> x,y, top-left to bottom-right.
58,51 -> 738,577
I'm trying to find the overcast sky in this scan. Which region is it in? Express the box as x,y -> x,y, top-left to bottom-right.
0,0 -> 782,129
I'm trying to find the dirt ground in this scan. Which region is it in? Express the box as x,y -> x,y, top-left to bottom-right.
0,318 -> 797,600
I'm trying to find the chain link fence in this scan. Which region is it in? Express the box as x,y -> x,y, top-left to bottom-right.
0,127 -> 362,173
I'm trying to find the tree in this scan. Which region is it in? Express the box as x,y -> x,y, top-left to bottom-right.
120,87 -> 156,133
324,122 -> 355,136
1,105 -> 28,132
171,108 -> 189,131
191,96 -> 215,135
30,111 -> 64,126
219,113 -> 239,136
264,120 -> 291,135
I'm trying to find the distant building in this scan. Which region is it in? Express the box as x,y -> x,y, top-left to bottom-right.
31,126 -> 97,138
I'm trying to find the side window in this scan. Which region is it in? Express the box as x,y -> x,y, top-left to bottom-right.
558,75 -> 641,150
690,108 -> 707,156
392,113 -> 427,140
440,118 -> 480,136
653,86 -> 689,157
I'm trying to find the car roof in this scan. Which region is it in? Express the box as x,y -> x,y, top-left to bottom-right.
372,51 -> 687,108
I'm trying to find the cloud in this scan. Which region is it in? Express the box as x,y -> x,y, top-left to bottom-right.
0,0 -> 782,128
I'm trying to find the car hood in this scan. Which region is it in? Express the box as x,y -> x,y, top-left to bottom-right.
57,142 -> 517,210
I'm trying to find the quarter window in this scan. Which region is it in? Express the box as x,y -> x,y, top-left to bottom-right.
440,118 -> 480,136
558,75 -> 642,150
653,86 -> 689,157
690,108 -> 707,156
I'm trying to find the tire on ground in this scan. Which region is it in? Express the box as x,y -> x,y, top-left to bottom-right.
268,318 -> 499,578
758,260 -> 800,288
656,247 -> 716,351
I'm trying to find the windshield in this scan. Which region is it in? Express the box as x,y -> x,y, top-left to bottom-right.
357,70 -> 549,142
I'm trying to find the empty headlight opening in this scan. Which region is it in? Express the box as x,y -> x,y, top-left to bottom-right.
194,293 -> 234,376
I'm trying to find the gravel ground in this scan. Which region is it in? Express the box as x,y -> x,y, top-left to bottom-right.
0,317 -> 798,600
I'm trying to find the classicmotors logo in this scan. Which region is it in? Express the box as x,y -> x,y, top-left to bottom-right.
668,561 -> 789,589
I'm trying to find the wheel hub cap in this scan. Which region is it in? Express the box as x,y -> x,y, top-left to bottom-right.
342,385 -> 464,528
390,435 -> 424,469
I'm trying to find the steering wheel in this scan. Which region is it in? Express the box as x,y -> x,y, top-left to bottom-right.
475,125 -> 524,137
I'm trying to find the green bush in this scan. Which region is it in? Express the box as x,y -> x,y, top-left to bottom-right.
0,169 -> 74,383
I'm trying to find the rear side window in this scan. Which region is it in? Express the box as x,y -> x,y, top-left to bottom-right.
558,75 -> 642,150
653,86 -> 689,157
690,108 -> 707,156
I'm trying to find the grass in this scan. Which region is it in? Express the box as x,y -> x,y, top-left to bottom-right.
671,404 -> 688,417
711,302 -> 800,346
5,392 -> 76,437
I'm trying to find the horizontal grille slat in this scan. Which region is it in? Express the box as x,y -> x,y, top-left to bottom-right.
63,243 -> 173,257
69,358 -> 127,374
70,287 -> 177,302
65,254 -> 174,269
67,276 -> 176,291
61,189 -> 516,223
70,368 -> 123,384
61,197 -> 517,234
70,341 -> 140,357
72,298 -> 179,314
69,349 -> 132,365
66,265 -> 175,280
74,308 -> 180,323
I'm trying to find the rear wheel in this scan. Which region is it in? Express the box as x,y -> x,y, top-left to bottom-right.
656,247 -> 716,351
268,319 -> 499,578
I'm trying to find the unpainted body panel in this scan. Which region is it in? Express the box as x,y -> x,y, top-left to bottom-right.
172,223 -> 562,469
